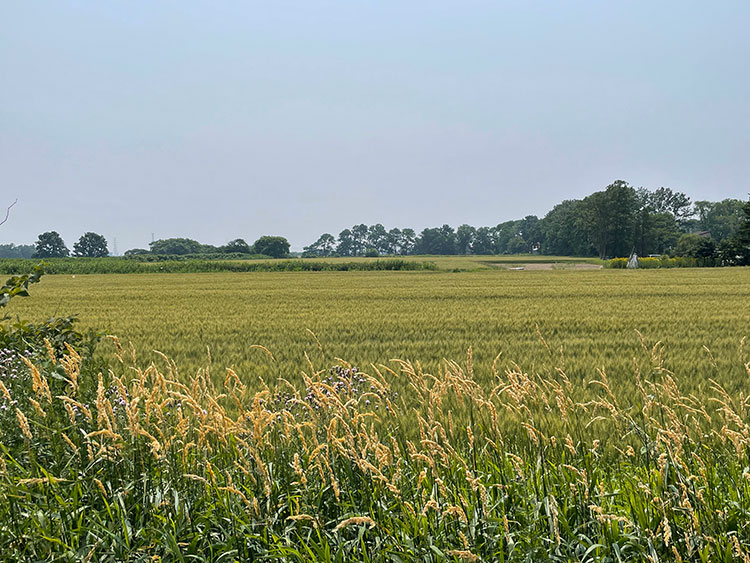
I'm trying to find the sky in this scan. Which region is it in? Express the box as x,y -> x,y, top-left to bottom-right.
1,1 -> 748,252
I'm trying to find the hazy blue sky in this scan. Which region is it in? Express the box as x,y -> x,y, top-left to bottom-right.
2,1 -> 748,252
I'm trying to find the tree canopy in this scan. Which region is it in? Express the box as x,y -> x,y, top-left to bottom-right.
73,232 -> 109,257
33,231 -> 69,258
149,238 -> 203,255
220,239 -> 253,254
0,244 -> 35,259
4,185 -> 747,265
302,183 -> 744,260
253,236 -> 290,258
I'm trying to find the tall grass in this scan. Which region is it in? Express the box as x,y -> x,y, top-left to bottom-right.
1,336 -> 749,561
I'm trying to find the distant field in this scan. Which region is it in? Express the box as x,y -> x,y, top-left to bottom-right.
0,254 -> 604,274
10,267 -> 748,397
279,254 -> 605,270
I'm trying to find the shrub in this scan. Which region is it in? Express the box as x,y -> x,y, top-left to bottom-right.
636,257 -> 660,268
605,255 -> 699,269
605,257 -> 628,269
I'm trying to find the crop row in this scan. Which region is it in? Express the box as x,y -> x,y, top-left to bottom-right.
0,258 -> 438,275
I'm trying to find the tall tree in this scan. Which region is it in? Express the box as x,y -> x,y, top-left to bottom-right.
455,224 -> 476,254
253,236 -> 290,258
414,228 -> 441,255
642,187 -> 692,223
675,234 -> 717,266
336,229 -> 356,257
33,231 -> 69,258
693,199 -> 745,241
439,224 -> 457,254
303,233 -> 336,257
518,216 -> 541,247
366,224 -> 388,254
580,180 -> 638,259
495,221 -> 521,254
384,228 -> 402,255
506,236 -> 529,254
540,200 -> 592,256
351,224 -> 369,256
471,226 -> 497,255
633,212 -> 680,256
414,225 -> 456,255
730,198 -> 750,265
399,228 -> 416,255
73,232 -> 109,257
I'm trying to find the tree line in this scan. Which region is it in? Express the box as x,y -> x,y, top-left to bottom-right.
8,231 -> 112,259
2,181 -> 748,264
303,181 -> 750,264
0,233 -> 291,259
125,236 -> 290,259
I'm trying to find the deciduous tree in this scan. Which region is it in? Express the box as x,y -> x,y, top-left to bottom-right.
149,238 -> 202,255
0,244 -> 35,258
33,231 -> 69,258
642,187 -> 692,223
455,224 -> 476,254
73,232 -> 109,257
540,200 -> 591,256
693,199 -> 745,241
253,236 -> 290,258
471,226 -> 497,255
220,239 -> 252,254
580,180 -> 638,259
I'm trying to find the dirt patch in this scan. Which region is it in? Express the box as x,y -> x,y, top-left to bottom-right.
490,262 -> 603,270
521,262 -> 602,270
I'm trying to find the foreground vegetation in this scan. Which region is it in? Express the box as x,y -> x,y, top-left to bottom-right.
1,334 -> 750,561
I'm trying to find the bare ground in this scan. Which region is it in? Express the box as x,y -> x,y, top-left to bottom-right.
493,262 -> 603,270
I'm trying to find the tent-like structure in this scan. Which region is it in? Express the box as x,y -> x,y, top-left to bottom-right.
627,252 -> 639,269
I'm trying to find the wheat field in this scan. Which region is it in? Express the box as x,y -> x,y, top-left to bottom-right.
10,267 -> 749,396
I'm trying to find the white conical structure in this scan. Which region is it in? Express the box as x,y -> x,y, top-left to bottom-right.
627,252 -> 639,269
